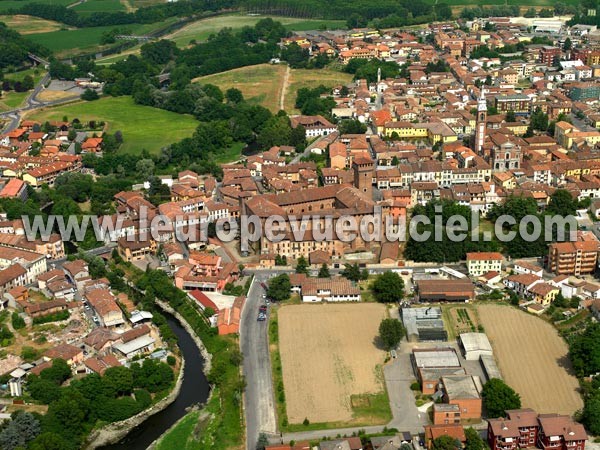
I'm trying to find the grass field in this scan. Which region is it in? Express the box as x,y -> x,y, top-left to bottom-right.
0,14 -> 68,34
72,0 -> 126,15
284,67 -> 353,112
0,0 -> 72,13
194,64 -> 287,112
27,96 -> 199,155
193,64 -> 352,112
26,18 -> 178,56
278,303 -> 389,425
166,14 -> 345,47
477,304 -> 583,416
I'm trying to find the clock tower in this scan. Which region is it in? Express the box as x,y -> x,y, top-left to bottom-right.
474,88 -> 487,154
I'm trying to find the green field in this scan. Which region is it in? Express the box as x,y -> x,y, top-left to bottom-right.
72,0 -> 126,15
26,18 -> 178,56
167,14 -> 345,47
0,0 -> 72,13
27,96 -> 199,155
0,14 -> 68,34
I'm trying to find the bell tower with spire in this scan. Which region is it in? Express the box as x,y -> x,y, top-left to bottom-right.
474,88 -> 487,154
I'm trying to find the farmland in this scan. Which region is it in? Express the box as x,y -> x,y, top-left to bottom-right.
194,64 -> 352,112
284,67 -> 353,112
194,64 -> 287,112
27,96 -> 199,155
25,18 -> 178,56
0,0 -> 72,13
477,304 -> 583,415
277,303 -> 390,426
0,14 -> 68,34
72,0 -> 126,15
166,14 -> 345,47
442,305 -> 481,340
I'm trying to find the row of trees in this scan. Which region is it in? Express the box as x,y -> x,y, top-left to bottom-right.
17,357 -> 173,449
0,22 -> 50,70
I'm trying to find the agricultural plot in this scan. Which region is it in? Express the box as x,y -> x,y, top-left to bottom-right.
442,305 -> 480,339
72,0 -> 126,15
283,68 -> 353,112
0,14 -> 67,34
27,96 -> 199,155
278,303 -> 389,425
194,64 -> 287,112
0,0 -> 72,13
477,304 -> 583,415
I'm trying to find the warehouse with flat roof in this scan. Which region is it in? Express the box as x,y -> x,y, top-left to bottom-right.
459,332 -> 493,360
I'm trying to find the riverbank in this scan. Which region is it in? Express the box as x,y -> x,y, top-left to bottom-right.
86,299 -> 213,449
84,350 -> 186,449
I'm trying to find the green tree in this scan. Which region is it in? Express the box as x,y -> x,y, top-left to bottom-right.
563,37 -> 572,51
546,189 -> 577,217
482,378 -> 521,418
341,263 -> 362,282
11,312 -> 25,330
432,435 -> 462,450
505,110 -> 516,122
267,274 -> 291,302
378,318 -> 406,350
464,427 -> 485,450
581,391 -> 600,435
295,255 -> 309,274
0,411 -> 41,450
553,292 -> 568,308
81,88 -> 99,101
104,366 -> 134,396
226,87 -> 244,103
318,263 -> 330,278
372,271 -> 405,303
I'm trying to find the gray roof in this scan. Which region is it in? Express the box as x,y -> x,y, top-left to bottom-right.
460,333 -> 493,353
442,375 -> 482,400
413,348 -> 460,368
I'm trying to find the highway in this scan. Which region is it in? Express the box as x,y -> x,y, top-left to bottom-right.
240,273 -> 278,450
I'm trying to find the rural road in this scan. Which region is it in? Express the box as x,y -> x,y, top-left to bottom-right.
241,274 -> 278,450
279,65 -> 291,111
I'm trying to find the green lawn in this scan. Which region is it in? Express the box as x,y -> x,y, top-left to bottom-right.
27,96 -> 199,155
155,410 -> 201,450
167,14 -> 345,47
73,0 -> 126,15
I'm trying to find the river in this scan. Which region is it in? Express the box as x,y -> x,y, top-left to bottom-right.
99,312 -> 210,450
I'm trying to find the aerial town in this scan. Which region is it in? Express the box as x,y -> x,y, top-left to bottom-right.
2,2 -> 600,450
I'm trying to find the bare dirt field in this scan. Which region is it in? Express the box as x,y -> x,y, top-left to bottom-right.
477,304 -> 583,415
278,303 -> 387,424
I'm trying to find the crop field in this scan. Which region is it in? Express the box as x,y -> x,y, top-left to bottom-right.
278,303 -> 388,425
0,14 -> 67,34
443,305 -> 480,339
477,304 -> 583,415
27,96 -> 199,155
72,0 -> 126,15
166,14 -> 345,47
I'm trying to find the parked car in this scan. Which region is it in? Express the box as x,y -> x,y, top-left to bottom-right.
257,313 -> 266,321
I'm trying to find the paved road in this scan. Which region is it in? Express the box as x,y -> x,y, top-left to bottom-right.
241,273 -> 278,450
0,74 -> 80,133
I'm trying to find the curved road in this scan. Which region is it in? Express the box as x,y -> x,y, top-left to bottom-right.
0,74 -> 80,133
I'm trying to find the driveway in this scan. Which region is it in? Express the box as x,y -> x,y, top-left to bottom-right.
384,353 -> 430,432
240,274 -> 278,450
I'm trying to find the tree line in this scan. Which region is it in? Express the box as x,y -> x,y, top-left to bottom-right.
0,22 -> 50,70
